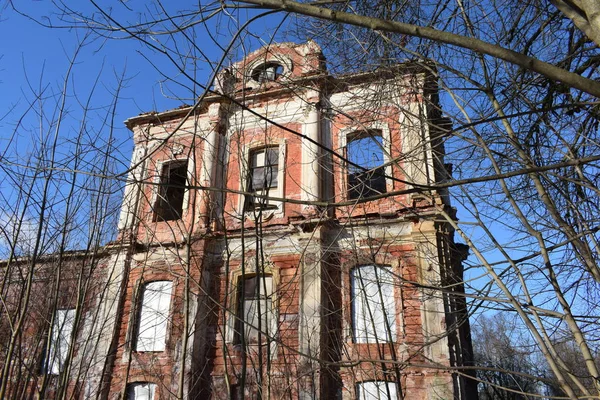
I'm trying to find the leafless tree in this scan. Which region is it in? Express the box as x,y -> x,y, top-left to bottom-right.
0,36 -> 128,398
2,0 -> 600,399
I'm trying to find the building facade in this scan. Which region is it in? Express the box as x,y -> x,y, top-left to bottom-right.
0,41 -> 476,399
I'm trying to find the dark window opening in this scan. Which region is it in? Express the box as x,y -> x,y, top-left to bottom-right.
245,147 -> 279,211
235,275 -> 274,345
230,385 -> 243,400
251,62 -> 284,83
347,131 -> 387,200
154,160 -> 188,222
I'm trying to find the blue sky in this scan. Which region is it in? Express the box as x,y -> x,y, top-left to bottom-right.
0,1 -> 506,273
0,1 -> 294,252
0,2 -> 291,170
1,2 -> 190,141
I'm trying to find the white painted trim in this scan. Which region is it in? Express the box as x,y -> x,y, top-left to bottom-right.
229,98 -> 307,130
301,104 -> 321,207
399,100 -> 435,192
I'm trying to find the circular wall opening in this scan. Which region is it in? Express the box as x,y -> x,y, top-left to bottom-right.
251,62 -> 284,83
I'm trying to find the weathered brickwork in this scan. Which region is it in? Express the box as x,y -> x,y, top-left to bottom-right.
0,41 -> 476,399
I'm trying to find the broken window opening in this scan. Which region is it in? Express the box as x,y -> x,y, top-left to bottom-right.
127,382 -> 157,400
245,147 -> 279,211
45,308 -> 75,375
347,130 -> 387,200
251,62 -> 284,83
153,160 -> 188,222
356,381 -> 399,400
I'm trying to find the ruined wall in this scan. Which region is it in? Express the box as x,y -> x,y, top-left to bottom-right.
0,41 -> 475,400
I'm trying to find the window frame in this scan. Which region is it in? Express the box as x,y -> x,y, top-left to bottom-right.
127,382 -> 157,400
45,308 -> 76,375
339,123 -> 392,201
239,141 -> 286,217
234,274 -> 276,346
351,264 -> 397,344
251,62 -> 284,83
226,264 -> 279,357
134,280 -> 174,352
356,381 -> 399,400
244,56 -> 293,90
151,158 -> 192,222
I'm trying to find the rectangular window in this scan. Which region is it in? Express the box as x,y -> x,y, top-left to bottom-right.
47,308 -> 76,374
128,382 -> 156,400
235,275 -> 274,344
352,265 -> 396,343
135,281 -> 173,352
154,160 -> 188,222
357,381 -> 398,400
245,147 -> 279,211
347,131 -> 387,200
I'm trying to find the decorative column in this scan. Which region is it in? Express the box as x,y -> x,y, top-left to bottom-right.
198,103 -> 222,226
412,220 -> 454,400
301,98 -> 321,215
399,86 -> 435,200
117,138 -> 147,235
298,227 -> 324,399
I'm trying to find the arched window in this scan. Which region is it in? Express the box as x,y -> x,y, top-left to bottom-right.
351,265 -> 396,343
251,62 -> 284,83
347,130 -> 387,199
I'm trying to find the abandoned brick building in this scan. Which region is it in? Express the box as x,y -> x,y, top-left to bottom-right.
0,41 -> 476,399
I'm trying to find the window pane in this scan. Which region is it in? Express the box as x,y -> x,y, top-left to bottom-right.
251,166 -> 266,190
357,381 -> 398,400
352,266 -> 396,343
348,134 -> 384,170
243,298 -> 272,343
136,281 -> 173,352
265,165 -> 278,188
250,150 -> 278,190
265,147 -> 279,166
251,150 -> 265,168
242,275 -> 273,298
237,275 -> 274,344
47,308 -> 76,374
246,147 -> 279,210
128,383 -> 156,400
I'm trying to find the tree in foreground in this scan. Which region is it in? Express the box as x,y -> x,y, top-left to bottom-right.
0,0 -> 599,399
